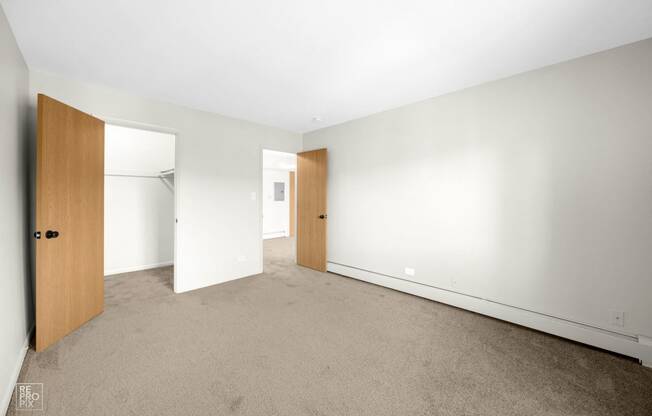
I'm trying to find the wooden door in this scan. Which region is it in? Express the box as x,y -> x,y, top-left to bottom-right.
289,171 -> 296,237
296,149 -> 327,271
35,94 -> 105,352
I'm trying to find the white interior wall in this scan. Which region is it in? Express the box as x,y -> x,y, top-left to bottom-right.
105,124 -> 175,173
303,39 -> 652,361
0,7 -> 31,415
262,169 -> 290,239
104,125 -> 175,275
262,149 -> 296,240
29,70 -> 302,293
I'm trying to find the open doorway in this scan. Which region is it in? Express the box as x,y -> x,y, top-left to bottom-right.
262,149 -> 297,266
104,124 -> 176,290
33,95 -> 180,351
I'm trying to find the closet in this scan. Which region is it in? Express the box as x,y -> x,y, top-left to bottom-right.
104,124 -> 175,276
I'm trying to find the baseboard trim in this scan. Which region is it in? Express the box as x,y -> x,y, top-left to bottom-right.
1,325 -> 33,416
104,261 -> 173,276
638,336 -> 652,368
328,262 -> 652,364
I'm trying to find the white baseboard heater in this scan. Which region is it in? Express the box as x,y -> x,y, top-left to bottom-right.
328,262 -> 652,367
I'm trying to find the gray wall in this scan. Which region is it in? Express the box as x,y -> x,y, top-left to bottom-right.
0,6 -> 32,413
304,38 -> 652,340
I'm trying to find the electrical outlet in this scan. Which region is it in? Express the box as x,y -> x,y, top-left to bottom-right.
404,267 -> 415,277
237,255 -> 247,262
610,310 -> 625,327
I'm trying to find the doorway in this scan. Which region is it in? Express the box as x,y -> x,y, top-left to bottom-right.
262,149 -> 297,265
261,148 -> 329,271
34,94 -> 180,351
103,124 -> 176,288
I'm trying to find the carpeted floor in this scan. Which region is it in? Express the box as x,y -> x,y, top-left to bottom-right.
8,238 -> 652,415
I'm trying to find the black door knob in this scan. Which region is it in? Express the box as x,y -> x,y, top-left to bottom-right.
45,230 -> 59,239
34,231 -> 41,239
319,214 -> 327,219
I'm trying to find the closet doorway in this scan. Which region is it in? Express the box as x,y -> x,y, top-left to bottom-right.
104,124 -> 176,289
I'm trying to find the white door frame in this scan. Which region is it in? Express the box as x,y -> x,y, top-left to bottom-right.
97,115 -> 180,292
260,146 -> 298,266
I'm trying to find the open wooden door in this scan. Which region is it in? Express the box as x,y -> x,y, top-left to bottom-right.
296,148 -> 327,271
35,94 -> 105,352
289,171 -> 296,237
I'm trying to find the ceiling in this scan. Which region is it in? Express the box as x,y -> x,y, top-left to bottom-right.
3,1 -> 652,133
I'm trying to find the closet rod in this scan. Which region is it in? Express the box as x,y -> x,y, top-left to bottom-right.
105,171 -> 161,178
105,169 -> 174,178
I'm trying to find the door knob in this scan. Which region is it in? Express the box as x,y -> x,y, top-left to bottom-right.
45,230 -> 60,239
34,231 -> 41,239
319,214 -> 327,219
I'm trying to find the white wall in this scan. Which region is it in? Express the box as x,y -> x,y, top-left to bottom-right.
104,125 -> 175,275
262,150 -> 296,239
304,39 -> 652,360
105,124 -> 175,173
29,71 -> 302,293
262,169 -> 290,238
0,6 -> 31,414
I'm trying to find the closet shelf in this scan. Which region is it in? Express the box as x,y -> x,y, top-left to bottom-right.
105,169 -> 175,178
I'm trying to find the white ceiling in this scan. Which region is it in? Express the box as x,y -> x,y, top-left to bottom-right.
3,1 -> 652,133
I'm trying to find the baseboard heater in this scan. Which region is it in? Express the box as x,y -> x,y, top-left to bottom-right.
328,262 -> 652,367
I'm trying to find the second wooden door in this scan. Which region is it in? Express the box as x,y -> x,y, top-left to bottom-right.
296,148 -> 327,271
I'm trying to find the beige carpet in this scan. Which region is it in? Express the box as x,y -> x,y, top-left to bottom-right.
8,238 -> 652,415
